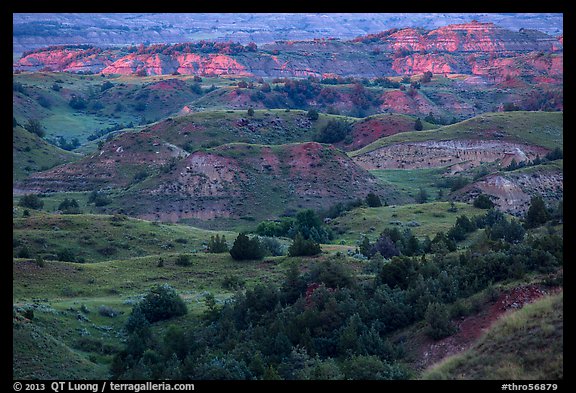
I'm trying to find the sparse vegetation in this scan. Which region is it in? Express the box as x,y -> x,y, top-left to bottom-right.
175,254 -> 193,266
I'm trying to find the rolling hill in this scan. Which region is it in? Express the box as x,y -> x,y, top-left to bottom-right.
13,125 -> 80,183
12,15 -> 563,381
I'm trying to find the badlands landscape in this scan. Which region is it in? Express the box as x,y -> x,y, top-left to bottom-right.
13,13 -> 563,381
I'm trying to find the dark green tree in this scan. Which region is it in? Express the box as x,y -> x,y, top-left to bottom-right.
58,198 -> 81,214
414,117 -> 423,131
425,302 -> 456,340
69,96 -> 87,109
19,194 -> 43,210
314,119 -> 352,143
545,147 -> 563,161
293,209 -> 332,243
473,194 -> 495,209
25,119 -> 45,137
207,234 -> 229,253
524,196 -> 550,228
230,233 -> 265,260
365,192 -> 382,207
359,236 -> 373,258
372,233 -> 400,259
281,262 -> 306,304
101,81 -> 114,92
307,109 -> 319,121
288,233 -> 322,257
136,284 -> 187,323
378,256 -> 418,290
415,187 -> 428,204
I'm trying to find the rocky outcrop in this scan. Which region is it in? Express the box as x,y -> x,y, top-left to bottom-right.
14,22 -> 563,80
126,142 -> 398,222
17,136 -> 401,223
358,21 -> 562,53
453,169 -> 563,216
353,140 -> 549,171
15,48 -> 113,73
100,53 -> 252,76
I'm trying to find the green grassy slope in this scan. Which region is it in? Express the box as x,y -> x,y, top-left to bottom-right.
422,292 -> 563,380
12,225 -> 350,380
328,202 -> 487,244
351,111 -> 563,157
13,126 -> 80,181
13,250 -> 286,379
143,109 -> 350,149
13,318 -> 110,380
12,72 -> 227,145
12,210 -> 236,263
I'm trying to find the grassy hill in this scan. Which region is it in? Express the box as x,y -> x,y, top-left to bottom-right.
351,111 -> 563,157
13,126 -> 80,182
12,72 -> 232,145
12,209 -> 236,264
143,109 -> 352,149
12,213 -> 363,379
13,249 -> 289,379
421,292 -> 563,380
114,141 -> 404,228
327,201 -> 487,245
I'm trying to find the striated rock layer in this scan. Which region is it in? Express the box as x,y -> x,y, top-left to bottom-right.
14,21 -> 563,81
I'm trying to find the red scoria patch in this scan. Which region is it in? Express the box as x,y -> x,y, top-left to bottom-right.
414,284 -> 559,371
343,116 -> 414,151
285,142 -> 334,176
148,79 -> 186,91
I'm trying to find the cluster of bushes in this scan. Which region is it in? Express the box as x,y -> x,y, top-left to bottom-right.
359,227 -> 428,259
251,77 -> 382,115
359,196 -> 555,262
21,44 -> 101,58
287,233 -> 321,257
320,198 -> 365,220
229,233 -> 265,261
48,135 -> 80,151
435,175 -> 470,192
423,111 -> 459,126
19,194 -> 44,210
87,122 -> 134,141
314,119 -> 353,144
112,214 -> 562,379
126,284 -> 187,328
255,209 -> 333,244
69,95 -> 87,110
125,41 -> 256,56
58,198 -> 81,214
87,190 -> 111,207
